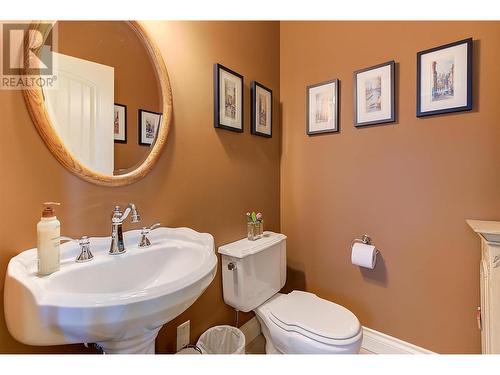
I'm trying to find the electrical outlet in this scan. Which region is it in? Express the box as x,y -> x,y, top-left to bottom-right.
176,320 -> 190,351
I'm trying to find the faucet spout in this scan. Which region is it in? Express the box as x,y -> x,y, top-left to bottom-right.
109,203 -> 141,255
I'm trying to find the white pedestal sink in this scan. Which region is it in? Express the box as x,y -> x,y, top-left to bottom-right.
4,227 -> 217,354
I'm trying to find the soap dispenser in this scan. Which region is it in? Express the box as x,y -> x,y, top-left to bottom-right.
37,202 -> 61,276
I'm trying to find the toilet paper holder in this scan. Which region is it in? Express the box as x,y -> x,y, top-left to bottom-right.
351,234 -> 380,255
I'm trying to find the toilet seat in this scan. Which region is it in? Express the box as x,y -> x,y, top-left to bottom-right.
267,291 -> 361,346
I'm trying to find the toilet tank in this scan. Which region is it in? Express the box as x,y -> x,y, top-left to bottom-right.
218,232 -> 287,312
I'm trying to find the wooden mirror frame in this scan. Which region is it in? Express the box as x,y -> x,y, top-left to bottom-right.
23,21 -> 173,186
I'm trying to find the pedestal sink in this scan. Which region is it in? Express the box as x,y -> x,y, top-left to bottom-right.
4,227 -> 217,354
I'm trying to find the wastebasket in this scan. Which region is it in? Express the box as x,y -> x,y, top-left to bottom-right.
196,325 -> 245,354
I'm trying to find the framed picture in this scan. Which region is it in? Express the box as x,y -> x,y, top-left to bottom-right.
417,38 -> 473,117
250,81 -> 272,138
214,63 -> 244,132
306,79 -> 339,135
354,61 -> 395,127
114,104 -> 127,143
138,109 -> 162,146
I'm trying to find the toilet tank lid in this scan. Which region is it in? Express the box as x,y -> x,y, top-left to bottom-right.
218,231 -> 286,259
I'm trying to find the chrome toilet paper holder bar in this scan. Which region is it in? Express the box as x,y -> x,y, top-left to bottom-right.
351,234 -> 380,255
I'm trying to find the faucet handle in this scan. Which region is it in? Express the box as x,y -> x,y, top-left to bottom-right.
140,223 -> 161,234
139,223 -> 161,248
59,236 -> 76,243
75,236 -> 94,263
59,236 -> 94,263
129,203 -> 141,223
149,223 -> 161,231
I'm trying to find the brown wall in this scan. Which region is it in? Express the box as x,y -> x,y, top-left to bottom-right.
0,21 -> 280,353
280,21 -> 500,353
2,20 -> 499,355
57,21 -> 161,172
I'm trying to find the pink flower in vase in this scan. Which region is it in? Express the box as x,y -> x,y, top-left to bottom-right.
256,212 -> 263,221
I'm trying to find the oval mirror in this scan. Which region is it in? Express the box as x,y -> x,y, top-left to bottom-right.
23,21 -> 172,186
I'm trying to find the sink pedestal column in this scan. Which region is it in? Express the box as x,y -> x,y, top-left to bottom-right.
97,327 -> 162,354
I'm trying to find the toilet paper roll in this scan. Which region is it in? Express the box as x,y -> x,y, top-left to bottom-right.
351,242 -> 377,269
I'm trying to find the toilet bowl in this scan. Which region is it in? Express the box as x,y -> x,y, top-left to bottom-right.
255,291 -> 362,354
218,232 -> 362,354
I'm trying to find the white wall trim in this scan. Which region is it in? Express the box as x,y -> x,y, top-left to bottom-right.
361,326 -> 435,354
240,317 -> 261,345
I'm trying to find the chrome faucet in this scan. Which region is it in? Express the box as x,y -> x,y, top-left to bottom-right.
109,203 -> 141,255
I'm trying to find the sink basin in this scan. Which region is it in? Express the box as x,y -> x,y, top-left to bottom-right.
4,227 -> 217,354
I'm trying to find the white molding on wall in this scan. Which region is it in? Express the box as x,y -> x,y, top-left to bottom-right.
240,317 -> 435,354
361,326 -> 435,354
240,317 -> 262,345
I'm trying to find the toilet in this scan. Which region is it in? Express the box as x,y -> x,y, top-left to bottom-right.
218,232 -> 363,354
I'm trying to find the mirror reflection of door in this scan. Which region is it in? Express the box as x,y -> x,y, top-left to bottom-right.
44,53 -> 114,175
42,21 -> 163,176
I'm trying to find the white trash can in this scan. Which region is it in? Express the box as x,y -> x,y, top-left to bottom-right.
196,325 -> 245,354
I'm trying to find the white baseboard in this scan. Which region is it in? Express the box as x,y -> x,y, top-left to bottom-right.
361,326 -> 435,354
240,317 -> 261,345
240,317 -> 434,354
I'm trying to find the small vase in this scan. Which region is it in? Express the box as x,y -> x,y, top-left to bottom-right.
247,222 -> 263,241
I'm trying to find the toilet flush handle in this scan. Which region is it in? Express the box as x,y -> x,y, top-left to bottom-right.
227,262 -> 236,271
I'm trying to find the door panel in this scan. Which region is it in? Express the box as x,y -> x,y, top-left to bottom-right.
44,52 -> 114,175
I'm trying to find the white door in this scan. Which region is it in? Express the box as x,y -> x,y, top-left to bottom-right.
43,52 -> 114,175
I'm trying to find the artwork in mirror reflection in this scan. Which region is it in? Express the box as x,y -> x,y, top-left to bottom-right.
114,104 -> 127,143
139,109 -> 162,146
42,21 -> 163,176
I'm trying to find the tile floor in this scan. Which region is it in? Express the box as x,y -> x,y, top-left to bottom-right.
245,334 -> 266,354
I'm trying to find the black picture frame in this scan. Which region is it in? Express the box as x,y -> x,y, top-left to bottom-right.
138,109 -> 162,146
213,63 -> 244,133
306,78 -> 340,136
353,60 -> 396,127
416,38 -> 473,117
250,81 -> 272,138
113,103 -> 127,143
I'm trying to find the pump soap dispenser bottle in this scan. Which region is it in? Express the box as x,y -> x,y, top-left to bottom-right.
37,202 -> 61,276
